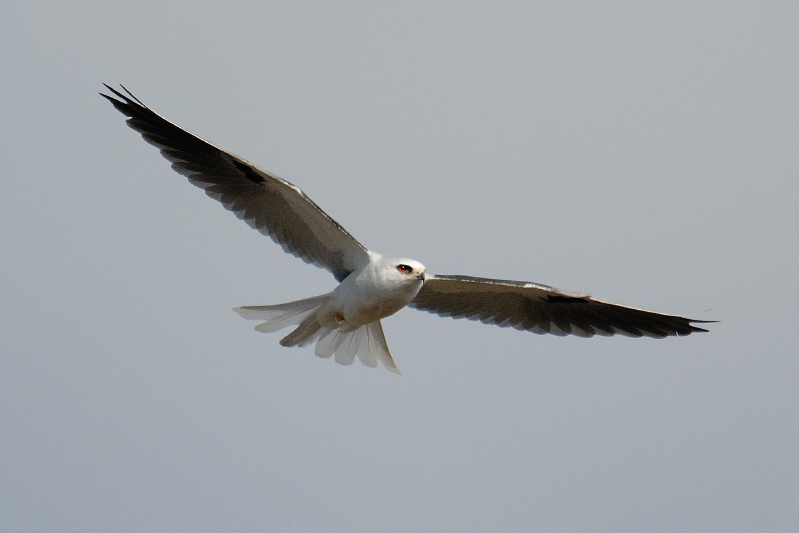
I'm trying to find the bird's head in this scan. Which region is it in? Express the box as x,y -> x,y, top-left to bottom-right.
384,256 -> 426,283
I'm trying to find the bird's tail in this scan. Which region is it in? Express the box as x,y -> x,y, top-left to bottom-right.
233,297 -> 401,374
234,294 -> 330,336
309,320 -> 400,374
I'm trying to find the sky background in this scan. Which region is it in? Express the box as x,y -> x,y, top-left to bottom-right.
2,2 -> 797,531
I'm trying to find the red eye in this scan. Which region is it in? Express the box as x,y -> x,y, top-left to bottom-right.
397,264 -> 412,274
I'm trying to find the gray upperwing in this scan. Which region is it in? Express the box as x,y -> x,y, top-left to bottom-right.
411,274 -> 712,337
101,84 -> 370,282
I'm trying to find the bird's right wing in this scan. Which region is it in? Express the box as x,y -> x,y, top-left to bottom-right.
101,84 -> 370,282
411,274 -> 712,338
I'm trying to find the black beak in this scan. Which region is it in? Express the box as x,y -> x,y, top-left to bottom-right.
417,272 -> 426,281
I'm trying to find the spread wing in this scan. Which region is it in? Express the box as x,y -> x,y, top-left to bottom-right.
411,274 -> 712,338
101,84 -> 369,282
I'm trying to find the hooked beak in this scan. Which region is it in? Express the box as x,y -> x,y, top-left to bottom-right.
417,272 -> 426,282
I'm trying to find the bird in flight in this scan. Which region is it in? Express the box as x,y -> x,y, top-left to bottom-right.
102,84 -> 711,374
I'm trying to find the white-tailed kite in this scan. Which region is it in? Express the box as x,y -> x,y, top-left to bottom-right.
102,85 -> 712,374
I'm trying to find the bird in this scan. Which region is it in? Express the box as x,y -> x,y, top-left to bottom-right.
101,84 -> 712,374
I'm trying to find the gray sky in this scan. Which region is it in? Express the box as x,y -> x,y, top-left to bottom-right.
2,2 -> 797,531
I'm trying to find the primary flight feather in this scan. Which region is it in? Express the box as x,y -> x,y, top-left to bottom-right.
102,84 -> 711,374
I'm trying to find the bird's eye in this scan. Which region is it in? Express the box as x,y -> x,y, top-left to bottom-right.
397,264 -> 412,274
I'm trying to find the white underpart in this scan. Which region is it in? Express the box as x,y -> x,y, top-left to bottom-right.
233,252 -> 424,374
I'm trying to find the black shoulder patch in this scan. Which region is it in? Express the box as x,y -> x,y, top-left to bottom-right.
334,270 -> 353,283
545,294 -> 590,304
232,160 -> 266,184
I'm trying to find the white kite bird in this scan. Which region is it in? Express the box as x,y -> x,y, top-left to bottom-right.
102,85 -> 711,374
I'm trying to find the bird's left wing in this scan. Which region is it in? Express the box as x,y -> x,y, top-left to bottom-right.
411,274 -> 712,338
101,84 -> 369,282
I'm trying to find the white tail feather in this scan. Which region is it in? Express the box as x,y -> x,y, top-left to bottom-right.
315,328 -> 345,358
364,322 -> 401,374
334,328 -> 361,366
279,314 -> 323,347
233,296 -> 401,374
233,294 -> 330,330
254,308 -> 316,333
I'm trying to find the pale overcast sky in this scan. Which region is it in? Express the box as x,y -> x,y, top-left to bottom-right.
2,2 -> 798,532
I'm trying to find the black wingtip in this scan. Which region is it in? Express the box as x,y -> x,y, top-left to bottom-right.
99,83 -> 148,110
687,319 -> 718,334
